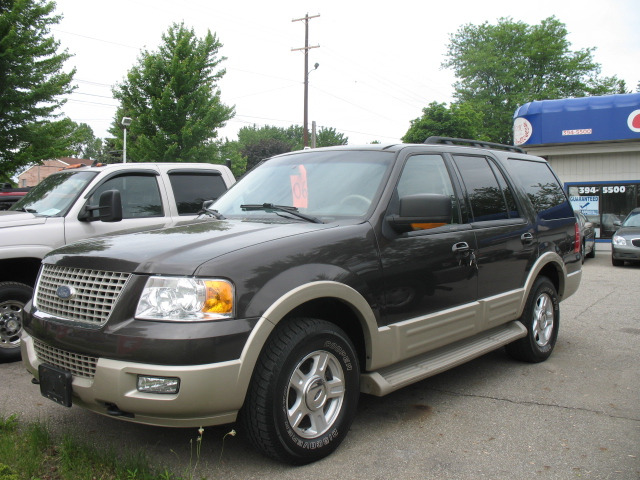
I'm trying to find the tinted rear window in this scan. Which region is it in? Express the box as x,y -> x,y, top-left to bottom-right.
169,172 -> 227,215
508,159 -> 573,220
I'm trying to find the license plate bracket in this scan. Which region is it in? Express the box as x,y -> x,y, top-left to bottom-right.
38,364 -> 72,407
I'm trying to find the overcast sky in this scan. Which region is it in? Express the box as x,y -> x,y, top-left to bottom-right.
52,0 -> 640,146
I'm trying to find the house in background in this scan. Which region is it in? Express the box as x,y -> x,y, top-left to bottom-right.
18,158 -> 93,187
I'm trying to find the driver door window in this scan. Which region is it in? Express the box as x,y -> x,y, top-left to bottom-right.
396,154 -> 460,227
87,174 -> 163,219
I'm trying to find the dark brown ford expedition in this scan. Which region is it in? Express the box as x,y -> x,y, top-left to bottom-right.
22,138 -> 582,464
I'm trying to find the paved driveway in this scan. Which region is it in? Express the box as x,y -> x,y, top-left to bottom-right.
1,248 -> 639,479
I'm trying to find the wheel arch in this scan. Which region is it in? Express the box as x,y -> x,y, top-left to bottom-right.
518,252 -> 567,317
233,281 -> 378,408
0,257 -> 42,287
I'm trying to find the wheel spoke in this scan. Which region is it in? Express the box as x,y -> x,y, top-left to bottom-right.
326,376 -> 345,399
308,409 -> 329,435
287,396 -> 308,429
313,351 -> 329,376
289,368 -> 309,392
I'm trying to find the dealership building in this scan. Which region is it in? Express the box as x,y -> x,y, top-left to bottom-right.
513,92 -> 640,240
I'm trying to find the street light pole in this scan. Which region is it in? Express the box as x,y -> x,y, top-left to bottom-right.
121,117 -> 132,163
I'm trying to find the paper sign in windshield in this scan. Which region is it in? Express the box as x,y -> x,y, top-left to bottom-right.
290,165 -> 308,208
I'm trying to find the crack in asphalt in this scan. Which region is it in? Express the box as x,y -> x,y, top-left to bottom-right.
428,387 -> 640,422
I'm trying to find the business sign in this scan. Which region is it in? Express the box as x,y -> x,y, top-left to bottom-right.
570,196 -> 599,216
513,93 -> 640,145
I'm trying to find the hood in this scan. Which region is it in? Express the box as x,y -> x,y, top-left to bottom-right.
615,225 -> 640,238
45,218 -> 338,275
0,210 -> 47,228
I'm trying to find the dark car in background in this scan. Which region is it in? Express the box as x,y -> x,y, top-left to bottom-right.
575,211 -> 596,262
612,208 -> 640,266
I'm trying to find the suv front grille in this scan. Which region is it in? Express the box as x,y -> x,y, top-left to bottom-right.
35,265 -> 131,326
34,339 -> 97,378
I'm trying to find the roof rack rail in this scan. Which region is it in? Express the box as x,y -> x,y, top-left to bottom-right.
424,136 -> 525,154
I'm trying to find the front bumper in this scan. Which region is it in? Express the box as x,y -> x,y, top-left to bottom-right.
612,244 -> 640,261
21,331 -> 246,427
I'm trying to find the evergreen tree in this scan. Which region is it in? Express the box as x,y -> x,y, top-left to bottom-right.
0,0 -> 76,179
111,22 -> 234,163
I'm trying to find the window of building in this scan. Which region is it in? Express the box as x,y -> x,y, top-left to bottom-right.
567,182 -> 640,239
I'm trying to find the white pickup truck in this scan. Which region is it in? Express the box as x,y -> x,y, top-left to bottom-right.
0,162 -> 235,361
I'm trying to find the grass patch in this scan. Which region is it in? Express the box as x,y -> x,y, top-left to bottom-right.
0,413 -> 180,480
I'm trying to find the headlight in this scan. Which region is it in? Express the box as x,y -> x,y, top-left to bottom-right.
135,276 -> 234,321
612,235 -> 627,246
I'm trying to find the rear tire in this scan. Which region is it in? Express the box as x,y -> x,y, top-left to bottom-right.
0,282 -> 33,362
506,277 -> 559,363
241,317 -> 360,464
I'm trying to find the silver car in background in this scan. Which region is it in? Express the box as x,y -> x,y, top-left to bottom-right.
611,208 -> 640,266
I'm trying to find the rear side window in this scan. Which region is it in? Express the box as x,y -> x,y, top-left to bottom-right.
169,172 -> 227,215
453,155 -> 520,222
508,158 -> 573,220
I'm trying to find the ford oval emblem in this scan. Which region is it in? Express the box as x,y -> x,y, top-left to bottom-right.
56,285 -> 76,300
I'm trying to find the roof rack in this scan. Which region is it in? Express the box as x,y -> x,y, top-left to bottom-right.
424,136 -> 525,154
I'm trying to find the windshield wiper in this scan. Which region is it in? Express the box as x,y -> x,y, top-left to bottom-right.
240,203 -> 323,224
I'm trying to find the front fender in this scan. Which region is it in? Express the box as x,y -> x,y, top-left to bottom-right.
232,280 -> 381,408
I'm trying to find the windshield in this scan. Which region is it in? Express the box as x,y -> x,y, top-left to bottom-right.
622,211 -> 640,227
213,150 -> 394,221
10,171 -> 98,216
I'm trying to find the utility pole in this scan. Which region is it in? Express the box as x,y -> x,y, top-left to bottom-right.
292,13 -> 319,148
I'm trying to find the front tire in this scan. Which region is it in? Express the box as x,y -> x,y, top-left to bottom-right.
242,317 -> 360,464
0,282 -> 33,362
506,277 -> 559,363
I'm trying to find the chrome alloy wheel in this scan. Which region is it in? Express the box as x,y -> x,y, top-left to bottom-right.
0,299 -> 23,350
532,292 -> 554,347
286,350 -> 345,439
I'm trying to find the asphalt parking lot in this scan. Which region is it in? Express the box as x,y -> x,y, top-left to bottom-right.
1,246 -> 639,479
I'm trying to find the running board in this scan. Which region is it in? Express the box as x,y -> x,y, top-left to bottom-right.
360,321 -> 527,396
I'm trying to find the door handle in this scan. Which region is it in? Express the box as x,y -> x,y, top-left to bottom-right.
452,242 -> 477,269
452,242 -> 470,253
521,232 -> 534,245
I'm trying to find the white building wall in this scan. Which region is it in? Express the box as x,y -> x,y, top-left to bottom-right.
548,151 -> 640,183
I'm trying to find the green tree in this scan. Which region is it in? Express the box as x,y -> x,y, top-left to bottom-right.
402,101 -> 486,143
236,123 -> 349,173
443,16 -> 628,144
0,0 -> 76,179
67,122 -> 103,159
315,127 -> 348,147
111,22 -> 234,163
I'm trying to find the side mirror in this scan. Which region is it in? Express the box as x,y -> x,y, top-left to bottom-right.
613,220 -> 622,227
387,194 -> 452,233
79,189 -> 123,223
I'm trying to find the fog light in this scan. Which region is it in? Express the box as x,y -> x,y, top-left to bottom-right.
137,375 -> 180,394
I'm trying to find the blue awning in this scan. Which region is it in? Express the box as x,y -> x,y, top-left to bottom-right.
513,93 -> 640,146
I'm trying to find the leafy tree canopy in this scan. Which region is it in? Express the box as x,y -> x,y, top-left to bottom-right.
402,101 -> 486,144
442,16 -> 628,144
0,0 -> 76,179
66,122 -> 105,160
236,124 -> 349,172
110,22 -> 234,163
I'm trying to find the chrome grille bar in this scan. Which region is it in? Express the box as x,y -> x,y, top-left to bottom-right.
34,339 -> 97,378
35,265 -> 131,326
